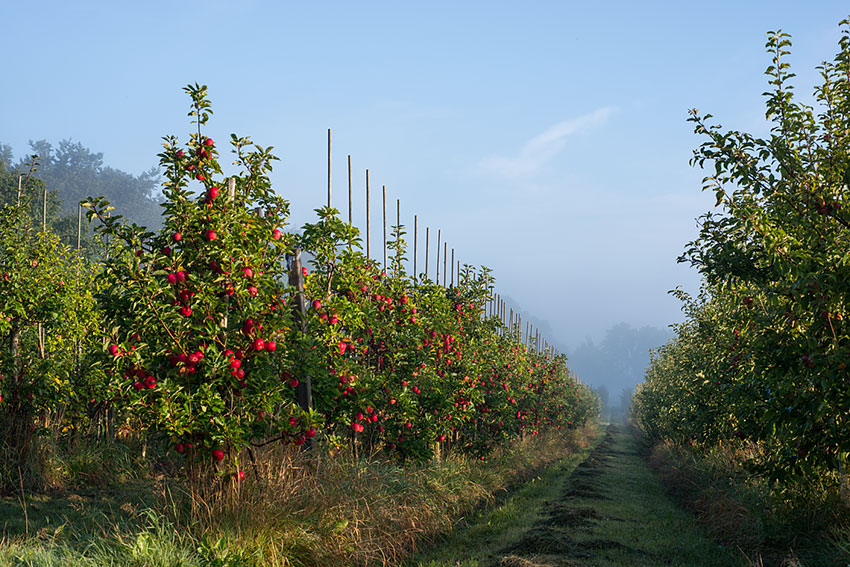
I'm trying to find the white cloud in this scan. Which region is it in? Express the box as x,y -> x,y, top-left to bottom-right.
479,106 -> 618,178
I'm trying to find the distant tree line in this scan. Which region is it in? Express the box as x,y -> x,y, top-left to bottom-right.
568,322 -> 671,410
0,140 -> 163,250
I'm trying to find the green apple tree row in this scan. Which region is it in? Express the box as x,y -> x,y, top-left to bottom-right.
633,18 -> 850,486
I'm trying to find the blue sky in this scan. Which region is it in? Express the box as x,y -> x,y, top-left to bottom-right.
2,1 -> 848,350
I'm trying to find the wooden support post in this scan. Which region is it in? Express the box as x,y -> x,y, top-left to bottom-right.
450,248 -> 455,286
366,170 -> 370,259
327,129 -> 332,208
425,227 -> 430,279
77,204 -> 82,250
436,229 -> 441,284
347,155 -> 352,225
17,175 -> 22,206
42,187 -> 47,231
395,198 -> 400,273
382,186 -> 387,269
443,242 -> 447,287
414,215 -> 418,279
289,247 -> 313,411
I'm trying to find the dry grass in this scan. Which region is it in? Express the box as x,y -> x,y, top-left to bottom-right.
181,427 -> 597,566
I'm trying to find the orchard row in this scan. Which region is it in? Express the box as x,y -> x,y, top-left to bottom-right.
633,21 -> 850,486
0,84 -> 598,487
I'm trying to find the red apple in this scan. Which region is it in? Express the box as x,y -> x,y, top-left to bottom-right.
109,344 -> 121,357
305,427 -> 316,438
235,470 -> 246,481
204,138 -> 214,146
212,449 -> 225,462
272,229 -> 282,240
312,299 -> 321,310
206,230 -> 217,241
173,232 -> 182,242
253,338 -> 266,351
265,340 -> 277,352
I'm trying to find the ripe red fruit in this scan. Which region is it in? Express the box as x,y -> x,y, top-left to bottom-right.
167,273 -> 177,284
242,267 -> 254,278
312,299 -> 321,310
301,267 -> 308,276
206,230 -> 217,241
265,340 -> 277,352
175,271 -> 186,282
196,173 -> 206,182
204,138 -> 214,146
144,376 -> 157,389
329,315 -> 338,325
288,377 -> 299,388
180,306 -> 192,317
253,338 -> 266,351
175,443 -> 185,454
173,232 -> 182,242
212,449 -> 225,462
132,381 -> 144,391
338,342 -> 346,355
272,228 -> 282,240
208,186 -> 219,199
305,427 -> 316,438
248,285 -> 258,297
235,470 -> 246,481
109,344 -> 121,356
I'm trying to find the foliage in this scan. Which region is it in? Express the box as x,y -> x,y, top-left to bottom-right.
634,17 -> 850,486
0,171 -> 102,490
84,84 -> 307,478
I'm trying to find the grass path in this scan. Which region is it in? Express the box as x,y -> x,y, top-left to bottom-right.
410,424 -> 747,567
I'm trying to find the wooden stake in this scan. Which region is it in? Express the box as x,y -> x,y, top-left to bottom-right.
436,229 -> 441,284
77,204 -> 81,250
414,215 -> 418,279
450,248 -> 455,286
425,226 -> 430,279
17,175 -> 22,206
382,186 -> 387,269
443,242 -> 447,287
42,187 -> 47,231
347,155 -> 352,225
366,170 -> 370,259
327,129 -> 332,208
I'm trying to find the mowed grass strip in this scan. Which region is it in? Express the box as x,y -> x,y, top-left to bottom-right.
408,426 -> 606,567
413,424 -> 748,567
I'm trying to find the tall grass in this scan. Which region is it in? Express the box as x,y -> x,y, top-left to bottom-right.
0,426 -> 596,567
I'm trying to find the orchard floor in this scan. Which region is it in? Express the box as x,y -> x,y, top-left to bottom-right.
411,424 -> 747,567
